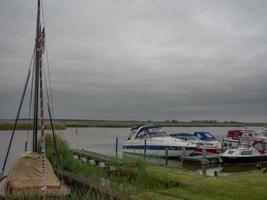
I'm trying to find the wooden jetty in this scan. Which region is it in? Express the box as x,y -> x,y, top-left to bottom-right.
56,169 -> 133,200
72,149 -> 114,164
71,149 -> 137,166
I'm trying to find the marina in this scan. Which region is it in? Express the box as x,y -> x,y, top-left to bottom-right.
1,127 -> 267,174
0,0 -> 267,199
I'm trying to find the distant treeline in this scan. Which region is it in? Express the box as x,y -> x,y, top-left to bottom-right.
0,120 -> 66,130
59,119 -> 267,128
0,119 -> 265,129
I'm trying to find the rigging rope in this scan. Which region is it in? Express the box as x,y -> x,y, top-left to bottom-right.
39,2 -> 47,198
25,48 -> 36,151
40,0 -> 64,182
40,57 -> 47,198
41,0 -> 55,117
1,48 -> 34,176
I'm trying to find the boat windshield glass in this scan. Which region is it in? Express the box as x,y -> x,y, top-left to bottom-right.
254,132 -> 267,137
238,143 -> 250,148
148,128 -> 167,137
128,129 -> 137,140
172,134 -> 197,141
135,127 -> 167,139
182,135 -> 197,141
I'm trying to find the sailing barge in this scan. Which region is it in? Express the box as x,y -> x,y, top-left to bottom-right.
0,0 -> 69,198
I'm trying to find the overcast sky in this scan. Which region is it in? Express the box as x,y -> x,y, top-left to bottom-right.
0,0 -> 267,122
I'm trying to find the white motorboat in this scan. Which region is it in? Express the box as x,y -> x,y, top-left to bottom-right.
220,138 -> 267,164
169,132 -> 222,154
223,128 -> 267,149
122,125 -> 197,158
193,132 -> 222,154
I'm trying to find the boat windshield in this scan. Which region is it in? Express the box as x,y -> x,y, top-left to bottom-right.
135,127 -> 167,139
254,132 -> 267,137
238,143 -> 250,149
170,133 -> 197,141
128,129 -> 137,140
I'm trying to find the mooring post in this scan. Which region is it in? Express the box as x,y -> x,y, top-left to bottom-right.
144,139 -> 147,157
115,137 -> 118,159
182,146 -> 186,157
202,147 -> 207,176
181,146 -> 186,164
165,147 -> 168,166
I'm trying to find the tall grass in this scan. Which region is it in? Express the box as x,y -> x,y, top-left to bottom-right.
0,120 -> 66,130
5,193 -> 96,200
44,134 -> 181,196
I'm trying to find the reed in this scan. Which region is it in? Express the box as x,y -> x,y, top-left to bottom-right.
42,135 -> 267,200
44,134 -> 181,195
0,120 -> 66,130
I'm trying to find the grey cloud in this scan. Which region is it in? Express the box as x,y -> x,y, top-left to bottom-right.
0,0 -> 267,122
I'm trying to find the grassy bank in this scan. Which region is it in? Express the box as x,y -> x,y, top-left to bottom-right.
44,134 -> 267,200
0,120 -> 66,130
134,166 -> 267,200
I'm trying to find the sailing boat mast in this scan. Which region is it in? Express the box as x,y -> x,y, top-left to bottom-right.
33,0 -> 41,152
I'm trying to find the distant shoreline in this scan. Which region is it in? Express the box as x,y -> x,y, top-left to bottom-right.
0,119 -> 265,130
61,119 -> 267,128
0,120 -> 65,130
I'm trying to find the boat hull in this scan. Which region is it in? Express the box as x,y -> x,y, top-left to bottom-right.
220,155 -> 267,164
122,145 -> 195,158
194,147 -> 221,154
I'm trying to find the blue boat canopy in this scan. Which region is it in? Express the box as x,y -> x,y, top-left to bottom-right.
193,132 -> 216,141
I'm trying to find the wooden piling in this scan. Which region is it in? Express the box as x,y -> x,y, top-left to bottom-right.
115,137 -> 118,159
144,139 -> 147,157
202,148 -> 207,176
165,148 -> 168,166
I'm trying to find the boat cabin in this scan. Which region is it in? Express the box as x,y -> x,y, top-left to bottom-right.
227,130 -> 254,140
127,125 -> 167,140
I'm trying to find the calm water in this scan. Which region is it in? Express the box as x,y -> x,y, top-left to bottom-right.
0,127 -> 257,175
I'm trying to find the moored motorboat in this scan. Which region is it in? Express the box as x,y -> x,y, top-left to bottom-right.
193,132 -> 222,154
220,138 -> 267,164
169,132 -> 221,154
123,125 -> 197,158
223,128 -> 267,149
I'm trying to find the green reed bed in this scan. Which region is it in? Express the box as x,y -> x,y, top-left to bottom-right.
44,134 -> 181,196
0,120 -> 66,130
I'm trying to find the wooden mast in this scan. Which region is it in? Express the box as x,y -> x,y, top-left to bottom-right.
33,0 -> 41,152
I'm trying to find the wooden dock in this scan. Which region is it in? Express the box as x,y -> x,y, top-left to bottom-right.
72,149 -> 115,164
71,149 -> 138,166
57,169 -> 133,200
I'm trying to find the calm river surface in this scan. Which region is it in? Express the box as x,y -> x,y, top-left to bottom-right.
0,127 -> 237,173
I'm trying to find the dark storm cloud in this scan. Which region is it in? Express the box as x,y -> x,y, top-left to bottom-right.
0,0 -> 267,122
